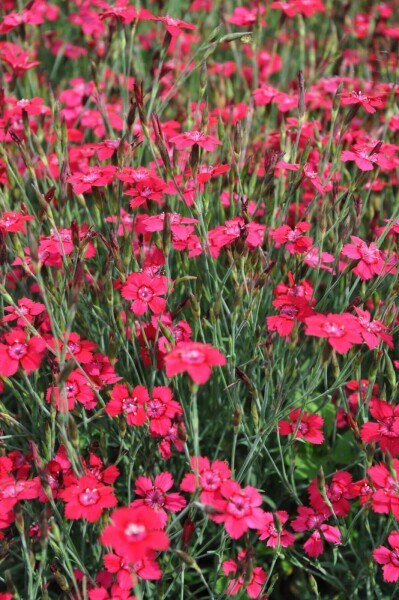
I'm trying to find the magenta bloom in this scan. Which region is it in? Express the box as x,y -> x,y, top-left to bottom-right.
278,409 -> 324,444
361,399 -> 399,455
373,531 -> 399,582
147,386 -> 183,436
210,480 -> 265,539
169,130 -> 221,151
59,475 -> 117,522
308,471 -> 355,517
341,145 -> 390,171
164,341 -> 226,384
100,506 -> 170,563
257,510 -> 295,548
368,460 -> 399,519
131,472 -> 186,528
67,166 -> 117,194
354,307 -> 393,349
121,272 -> 168,316
269,222 -> 313,254
0,329 -> 46,377
105,384 -> 148,426
340,89 -> 384,114
304,312 -> 363,354
341,236 -> 389,280
0,211 -> 34,233
222,550 -> 267,598
291,506 -> 341,557
180,456 -> 232,504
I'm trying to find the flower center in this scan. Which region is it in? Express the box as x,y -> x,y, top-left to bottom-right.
79,488 -> 99,506
147,399 -> 166,418
200,470 -> 221,491
124,522 -> 146,541
138,286 -> 153,301
180,349 -> 205,364
8,341 -> 28,360
122,397 -> 138,414
227,493 -> 250,518
322,322 -> 345,337
144,488 -> 165,509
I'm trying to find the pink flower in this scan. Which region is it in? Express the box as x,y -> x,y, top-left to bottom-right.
304,312 -> 363,354
368,460 -> 399,519
341,236 -> 391,280
0,329 -> 46,377
103,551 -> 161,589
278,409 -> 324,444
361,399 -> 399,455
373,531 -> 399,582
257,510 -> 295,548
180,456 -> 232,504
67,166 -> 117,194
2,298 -> 45,327
291,506 -> 341,557
340,89 -> 384,114
164,341 -> 226,384
59,475 -> 117,522
269,222 -> 313,254
131,472 -> 186,528
308,471 -> 355,517
222,550 -> 267,598
210,480 -> 265,539
105,384 -> 148,426
0,211 -> 34,233
100,506 -> 170,563
341,145 -> 391,171
121,272 -> 168,316
354,307 -> 393,349
147,386 -> 183,436
169,130 -> 221,151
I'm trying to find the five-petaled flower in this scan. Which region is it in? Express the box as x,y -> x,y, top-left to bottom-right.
164,341 -> 226,384
121,272 -> 168,316
373,531 -> 399,582
59,475 -> 118,522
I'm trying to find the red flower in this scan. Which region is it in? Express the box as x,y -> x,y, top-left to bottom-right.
278,409 -> 324,444
147,386 -> 183,436
291,506 -> 341,557
257,510 -> 295,548
132,472 -> 186,528
144,14 -> 196,37
125,179 -> 166,209
105,384 -> 148,426
270,0 -> 325,17
227,6 -> 266,27
361,399 -> 399,455
3,298 -> 45,327
121,272 -> 168,316
354,308 -> 393,349
0,211 -> 34,233
100,506 -> 170,563
210,480 -> 264,539
341,145 -> 391,171
368,460 -> 399,519
341,236 -> 391,280
373,532 -> 399,582
180,456 -> 232,504
46,370 -> 96,412
308,471 -> 355,517
269,222 -> 313,254
169,130 -> 221,151
59,475 -> 117,522
340,89 -> 384,114
67,166 -> 117,194
0,329 -> 46,377
48,332 -> 97,364
103,551 -> 161,589
222,550 -> 267,598
164,341 -> 226,384
304,312 -> 363,354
